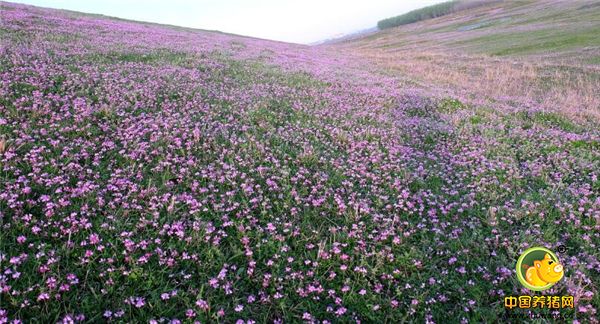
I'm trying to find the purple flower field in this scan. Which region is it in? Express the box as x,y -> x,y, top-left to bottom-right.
0,2 -> 599,323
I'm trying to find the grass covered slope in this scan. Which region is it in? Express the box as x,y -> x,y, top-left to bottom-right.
337,0 -> 600,120
1,2 -> 599,323
354,0 -> 600,59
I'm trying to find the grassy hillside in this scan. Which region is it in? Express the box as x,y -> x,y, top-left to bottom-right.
336,0 -> 600,120
351,0 -> 600,59
1,1 -> 599,323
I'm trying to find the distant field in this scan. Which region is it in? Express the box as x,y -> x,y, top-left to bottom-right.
335,0 -> 600,121
1,1 -> 599,323
364,1 -> 600,56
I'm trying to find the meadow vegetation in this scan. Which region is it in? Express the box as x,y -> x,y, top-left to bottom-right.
1,1 -> 599,323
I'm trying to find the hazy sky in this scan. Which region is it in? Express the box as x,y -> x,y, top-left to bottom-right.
9,0 -> 445,44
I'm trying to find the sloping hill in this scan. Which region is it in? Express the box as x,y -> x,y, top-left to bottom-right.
333,0 -> 600,119
1,1 -> 599,323
343,0 -> 600,61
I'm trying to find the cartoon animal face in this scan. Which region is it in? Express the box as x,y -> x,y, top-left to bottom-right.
533,253 -> 564,283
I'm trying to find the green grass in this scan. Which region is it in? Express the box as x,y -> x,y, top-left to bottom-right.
529,111 -> 578,132
586,56 -> 600,64
571,139 -> 600,150
438,98 -> 466,113
453,26 -> 600,56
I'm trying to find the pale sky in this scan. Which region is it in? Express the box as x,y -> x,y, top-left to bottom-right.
8,0 -> 446,44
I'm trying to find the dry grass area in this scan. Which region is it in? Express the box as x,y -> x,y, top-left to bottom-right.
0,137 -> 6,154
355,49 -> 600,121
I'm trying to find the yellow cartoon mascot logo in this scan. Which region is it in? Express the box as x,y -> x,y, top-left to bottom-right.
516,247 -> 564,291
